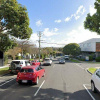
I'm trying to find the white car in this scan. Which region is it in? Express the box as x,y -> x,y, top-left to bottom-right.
9,60 -> 30,73
64,55 -> 69,60
91,68 -> 100,93
43,58 -> 52,66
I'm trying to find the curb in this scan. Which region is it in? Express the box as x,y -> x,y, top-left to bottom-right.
87,69 -> 92,75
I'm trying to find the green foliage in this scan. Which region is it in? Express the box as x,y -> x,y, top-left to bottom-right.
63,43 -> 81,56
0,0 -> 32,52
0,34 -> 17,52
96,57 -> 100,62
84,0 -> 100,34
4,54 -> 8,65
89,55 -> 93,61
15,56 -> 21,60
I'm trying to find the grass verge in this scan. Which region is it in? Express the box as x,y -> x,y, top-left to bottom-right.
0,67 -> 9,75
88,67 -> 97,74
70,59 -> 80,63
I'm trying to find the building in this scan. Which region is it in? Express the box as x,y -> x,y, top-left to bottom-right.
79,38 -> 100,58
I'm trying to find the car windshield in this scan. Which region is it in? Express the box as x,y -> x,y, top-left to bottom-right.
11,61 -> 21,64
44,59 -> 50,61
20,69 -> 34,73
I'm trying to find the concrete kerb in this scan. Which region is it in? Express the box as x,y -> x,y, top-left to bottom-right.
86,67 -> 100,75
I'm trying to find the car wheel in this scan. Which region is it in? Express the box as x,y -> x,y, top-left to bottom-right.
35,77 -> 39,85
18,82 -> 22,85
91,82 -> 97,93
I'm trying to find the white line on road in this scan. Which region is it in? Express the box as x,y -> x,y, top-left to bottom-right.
0,78 -> 15,87
75,64 -> 84,70
83,84 -> 96,100
34,80 -> 45,96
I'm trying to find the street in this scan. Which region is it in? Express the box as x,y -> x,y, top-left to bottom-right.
0,60 -> 100,100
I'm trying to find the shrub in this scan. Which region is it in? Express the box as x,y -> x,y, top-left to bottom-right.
89,55 -> 93,61
4,54 -> 8,65
15,56 -> 21,60
96,57 -> 100,62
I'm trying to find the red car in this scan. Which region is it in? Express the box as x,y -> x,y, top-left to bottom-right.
31,60 -> 41,66
16,65 -> 45,85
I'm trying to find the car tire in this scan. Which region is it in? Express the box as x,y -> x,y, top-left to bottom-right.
91,82 -> 97,93
35,77 -> 39,85
18,82 -> 22,85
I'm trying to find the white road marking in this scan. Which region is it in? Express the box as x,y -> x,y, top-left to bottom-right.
75,64 -> 84,69
83,84 -> 96,100
0,78 -> 15,87
34,80 -> 45,96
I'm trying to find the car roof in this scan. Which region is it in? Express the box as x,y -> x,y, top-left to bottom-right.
22,65 -> 39,69
12,60 -> 28,61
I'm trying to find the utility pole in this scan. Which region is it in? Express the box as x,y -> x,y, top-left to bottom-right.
37,31 -> 42,62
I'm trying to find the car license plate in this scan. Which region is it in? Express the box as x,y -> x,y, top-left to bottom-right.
22,80 -> 27,83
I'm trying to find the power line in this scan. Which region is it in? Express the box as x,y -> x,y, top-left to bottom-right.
41,42 -> 66,45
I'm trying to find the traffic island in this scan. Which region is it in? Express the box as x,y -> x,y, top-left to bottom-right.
87,67 -> 97,75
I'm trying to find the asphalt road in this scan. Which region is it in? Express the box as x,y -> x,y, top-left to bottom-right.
0,60 -> 100,100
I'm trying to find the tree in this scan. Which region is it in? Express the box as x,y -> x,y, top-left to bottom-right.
63,43 -> 81,56
84,0 -> 100,34
0,0 -> 32,52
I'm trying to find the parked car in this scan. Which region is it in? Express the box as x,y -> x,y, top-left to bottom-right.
16,65 -> 45,85
59,58 -> 65,64
91,68 -> 100,93
43,58 -> 52,66
9,60 -> 30,74
64,55 -> 69,60
31,60 -> 41,66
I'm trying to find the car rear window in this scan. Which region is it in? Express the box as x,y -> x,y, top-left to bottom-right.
44,59 -> 50,61
20,69 -> 34,73
12,61 -> 20,64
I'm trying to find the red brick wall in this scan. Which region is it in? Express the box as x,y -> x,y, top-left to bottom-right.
96,43 -> 100,52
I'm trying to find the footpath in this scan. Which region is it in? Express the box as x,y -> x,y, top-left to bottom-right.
0,64 -> 16,85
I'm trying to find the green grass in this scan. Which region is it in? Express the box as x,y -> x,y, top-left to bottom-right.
0,67 -> 9,75
70,59 -> 80,63
88,67 -> 97,74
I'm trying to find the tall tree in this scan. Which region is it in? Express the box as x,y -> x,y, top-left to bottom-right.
63,43 -> 81,56
84,0 -> 100,34
0,0 -> 32,52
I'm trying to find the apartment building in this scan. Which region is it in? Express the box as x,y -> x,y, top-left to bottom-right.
79,38 -> 100,58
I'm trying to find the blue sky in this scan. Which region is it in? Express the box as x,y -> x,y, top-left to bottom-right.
17,0 -> 100,47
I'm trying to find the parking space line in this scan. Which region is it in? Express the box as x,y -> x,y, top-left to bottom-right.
83,84 -> 96,100
0,78 -> 15,87
34,80 -> 45,96
75,64 -> 84,70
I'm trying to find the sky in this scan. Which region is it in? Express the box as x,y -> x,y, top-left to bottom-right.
17,0 -> 100,47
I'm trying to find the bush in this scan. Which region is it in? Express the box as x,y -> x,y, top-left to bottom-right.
4,54 -> 8,65
15,56 -> 21,60
96,57 -> 100,62
89,55 -> 93,61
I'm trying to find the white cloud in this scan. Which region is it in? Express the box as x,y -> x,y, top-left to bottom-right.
30,33 -> 38,42
76,5 -> 84,14
65,25 -> 100,44
36,20 -> 43,27
65,5 -> 86,22
74,15 -> 80,20
65,17 -> 71,22
43,28 -> 58,37
89,5 -> 96,16
54,28 -> 59,32
55,20 -> 61,23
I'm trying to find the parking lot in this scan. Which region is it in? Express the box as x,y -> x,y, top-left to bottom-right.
0,59 -> 100,100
